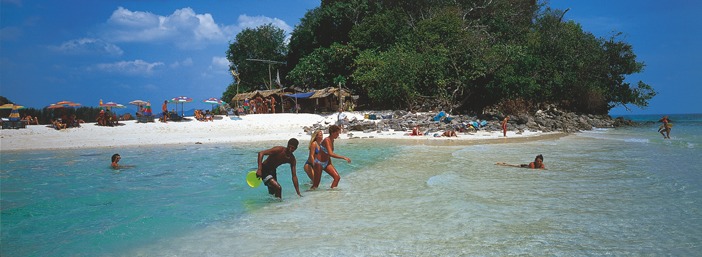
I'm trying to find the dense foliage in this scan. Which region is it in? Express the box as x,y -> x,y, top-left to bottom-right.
225,0 -> 655,114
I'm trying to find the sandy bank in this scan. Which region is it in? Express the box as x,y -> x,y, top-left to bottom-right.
0,113 -> 561,152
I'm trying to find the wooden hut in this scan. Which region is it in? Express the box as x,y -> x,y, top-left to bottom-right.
287,87 -> 354,113
231,89 -> 294,113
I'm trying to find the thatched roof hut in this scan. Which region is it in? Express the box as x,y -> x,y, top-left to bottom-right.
231,89 -> 288,101
309,87 -> 351,99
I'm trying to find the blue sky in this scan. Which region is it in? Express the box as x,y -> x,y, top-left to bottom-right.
1,0 -> 699,115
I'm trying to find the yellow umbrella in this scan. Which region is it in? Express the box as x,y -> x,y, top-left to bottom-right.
0,103 -> 25,109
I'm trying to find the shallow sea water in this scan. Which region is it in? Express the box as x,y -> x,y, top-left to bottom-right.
2,114 -> 701,256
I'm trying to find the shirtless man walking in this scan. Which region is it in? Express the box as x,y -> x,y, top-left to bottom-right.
256,138 -> 302,199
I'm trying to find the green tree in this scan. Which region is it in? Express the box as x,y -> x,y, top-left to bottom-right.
226,24 -> 287,93
287,43 -> 358,89
284,0 -> 655,114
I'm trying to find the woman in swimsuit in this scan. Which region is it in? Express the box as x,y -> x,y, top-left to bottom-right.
312,125 -> 351,189
304,130 -> 323,182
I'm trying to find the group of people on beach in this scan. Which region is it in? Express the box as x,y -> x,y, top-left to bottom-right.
255,125 -> 351,199
243,96 -> 277,115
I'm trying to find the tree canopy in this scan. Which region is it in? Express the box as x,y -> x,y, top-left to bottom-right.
225,0 -> 655,114
223,24 -> 287,105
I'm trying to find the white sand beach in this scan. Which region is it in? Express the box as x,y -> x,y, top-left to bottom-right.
0,112 -> 556,151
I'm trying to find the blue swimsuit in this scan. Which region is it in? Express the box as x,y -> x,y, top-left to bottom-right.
306,144 -> 328,169
315,144 -> 330,169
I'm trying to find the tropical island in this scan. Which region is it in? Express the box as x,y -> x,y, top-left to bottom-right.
1,0 -> 655,150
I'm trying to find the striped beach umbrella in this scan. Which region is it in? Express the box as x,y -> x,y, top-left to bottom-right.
169,96 -> 192,117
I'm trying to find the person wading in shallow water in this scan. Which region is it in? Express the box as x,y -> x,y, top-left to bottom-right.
311,125 -> 351,190
658,115 -> 672,139
256,138 -> 302,199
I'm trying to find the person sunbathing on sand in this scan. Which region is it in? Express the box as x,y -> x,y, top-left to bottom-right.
442,129 -> 457,137
410,125 -> 423,136
496,154 -> 546,169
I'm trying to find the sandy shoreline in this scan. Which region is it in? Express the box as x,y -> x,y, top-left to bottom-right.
0,113 -> 562,152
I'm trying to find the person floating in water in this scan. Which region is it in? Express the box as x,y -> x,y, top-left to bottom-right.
256,138 -> 302,199
658,115 -> 672,139
496,154 -> 546,169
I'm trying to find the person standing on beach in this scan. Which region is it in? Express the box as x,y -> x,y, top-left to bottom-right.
312,125 -> 351,189
304,130 -> 323,183
161,100 -> 168,123
270,96 -> 276,114
658,115 -> 672,139
256,138 -> 302,199
501,116 -> 509,137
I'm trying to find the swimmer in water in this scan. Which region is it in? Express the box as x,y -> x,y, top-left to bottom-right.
496,154 -> 546,170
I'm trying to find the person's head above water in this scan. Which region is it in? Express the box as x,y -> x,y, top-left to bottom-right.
111,154 -> 121,163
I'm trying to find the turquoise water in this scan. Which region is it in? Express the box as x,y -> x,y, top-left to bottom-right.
2,114 -> 701,256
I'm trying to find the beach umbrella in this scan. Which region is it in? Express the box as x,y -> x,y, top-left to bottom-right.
4,104 -> 24,121
129,100 -> 148,106
203,97 -> 222,111
99,101 -> 126,113
169,96 -> 192,117
129,99 -> 149,115
0,103 -> 25,109
46,100 -> 81,120
203,97 -> 222,105
47,100 -> 81,109
100,101 -> 126,108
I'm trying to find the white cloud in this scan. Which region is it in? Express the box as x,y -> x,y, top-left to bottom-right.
210,56 -> 230,70
201,56 -> 231,78
170,57 -> 194,68
49,38 -> 124,56
92,60 -> 164,76
236,14 -> 293,33
202,56 -> 229,77
102,7 -> 232,49
100,7 -> 292,49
